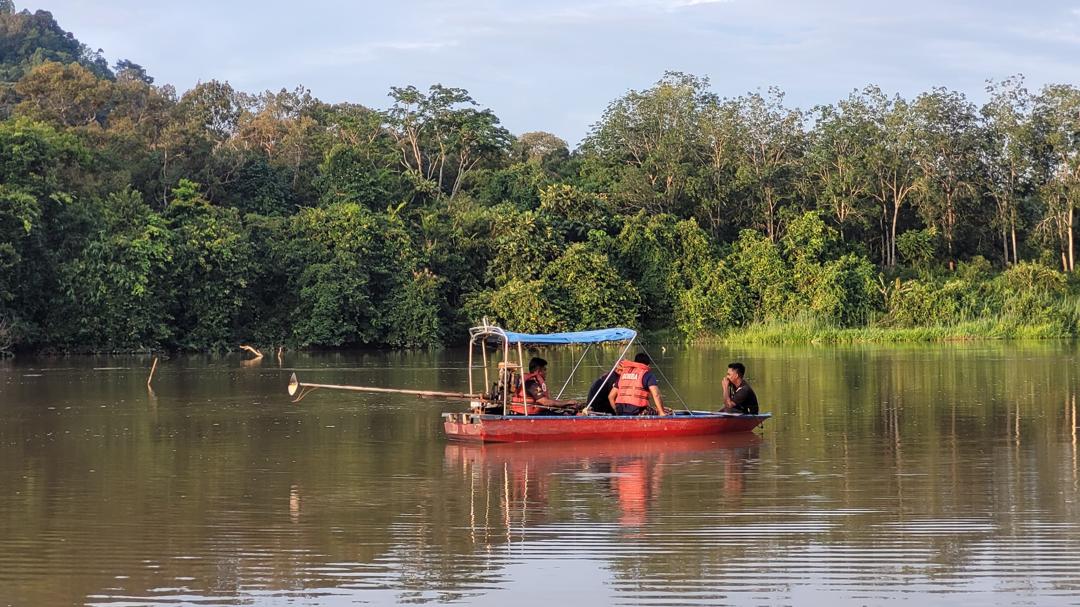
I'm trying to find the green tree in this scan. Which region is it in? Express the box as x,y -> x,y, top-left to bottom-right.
0,118 -> 92,342
859,88 -> 920,267
151,81 -> 245,205
165,180 -> 255,350
542,243 -> 639,330
909,88 -> 981,269
513,131 -> 568,165
55,189 -> 172,349
470,161 -> 550,209
383,268 -> 445,347
896,226 -> 939,272
233,86 -> 323,203
807,94 -> 877,242
13,61 -> 112,128
732,88 -> 806,241
464,278 -> 558,334
113,59 -> 153,84
316,103 -> 403,209
982,76 -> 1036,266
1031,84 -> 1080,272
386,84 -> 511,203
804,254 -> 879,326
538,183 -> 614,241
0,185 -> 38,320
696,97 -> 742,238
219,157 -> 291,215
284,202 -> 428,347
484,205 -> 564,285
611,212 -> 710,329
583,72 -> 716,215
676,258 -> 749,336
726,229 -> 792,320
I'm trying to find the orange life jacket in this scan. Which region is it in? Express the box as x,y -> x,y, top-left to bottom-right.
614,360 -> 651,409
510,371 -> 548,415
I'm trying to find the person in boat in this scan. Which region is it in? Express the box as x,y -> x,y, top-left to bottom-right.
511,356 -> 580,415
721,362 -> 758,414
608,353 -> 668,416
585,363 -> 621,415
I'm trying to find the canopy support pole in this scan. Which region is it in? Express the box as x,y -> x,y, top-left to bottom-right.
583,337 -> 635,414
555,344 -> 591,400
639,345 -> 692,415
517,341 -> 526,416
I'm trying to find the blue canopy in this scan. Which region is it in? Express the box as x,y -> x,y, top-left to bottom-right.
502,328 -> 637,344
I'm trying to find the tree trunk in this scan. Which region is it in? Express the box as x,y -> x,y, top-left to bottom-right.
764,188 -> 776,241
1062,204 -> 1071,270
1002,224 -> 1009,267
880,201 -> 890,266
161,149 -> 169,208
890,201 -> 900,267
1010,221 -> 1018,265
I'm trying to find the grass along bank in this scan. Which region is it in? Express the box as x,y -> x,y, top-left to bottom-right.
709,313 -> 1080,345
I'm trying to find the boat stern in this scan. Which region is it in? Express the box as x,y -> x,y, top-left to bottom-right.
442,412 -> 487,442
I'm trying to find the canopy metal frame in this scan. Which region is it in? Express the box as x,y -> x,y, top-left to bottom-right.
467,318 -> 636,416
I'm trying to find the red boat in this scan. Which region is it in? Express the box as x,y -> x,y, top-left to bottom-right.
442,411 -> 768,442
289,321 -> 770,443
443,432 -> 764,466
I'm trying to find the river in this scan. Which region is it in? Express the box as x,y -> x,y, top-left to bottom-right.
1,342 -> 1079,605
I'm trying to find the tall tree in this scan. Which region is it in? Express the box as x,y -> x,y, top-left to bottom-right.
583,71 -> 715,215
981,76 -> 1035,266
909,88 -> 981,269
513,131 -> 568,164
158,80 -> 247,203
316,102 -> 403,209
732,88 -> 805,241
13,61 -> 111,128
862,90 -> 919,267
697,97 -> 741,237
807,93 -> 877,242
1032,84 -> 1080,272
113,59 -> 153,84
386,84 -> 510,203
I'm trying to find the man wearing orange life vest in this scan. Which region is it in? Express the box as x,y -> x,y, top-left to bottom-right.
608,353 -> 668,416
511,357 -> 580,415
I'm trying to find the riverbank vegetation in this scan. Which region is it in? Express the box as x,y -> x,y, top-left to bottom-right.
3,4 -> 1080,352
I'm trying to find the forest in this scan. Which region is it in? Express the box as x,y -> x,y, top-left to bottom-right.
2,3 -> 1080,353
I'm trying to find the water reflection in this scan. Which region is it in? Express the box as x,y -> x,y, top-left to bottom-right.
446,435 -> 762,540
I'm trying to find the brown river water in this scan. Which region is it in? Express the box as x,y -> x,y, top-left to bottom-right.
1,343 -> 1079,606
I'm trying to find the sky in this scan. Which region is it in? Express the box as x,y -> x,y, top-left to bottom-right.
19,0 -> 1080,146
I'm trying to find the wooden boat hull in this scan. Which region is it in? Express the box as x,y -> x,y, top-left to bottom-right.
445,432 -> 764,468
442,411 -> 770,443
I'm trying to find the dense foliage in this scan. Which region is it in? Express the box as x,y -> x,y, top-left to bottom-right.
3,5 -> 1080,352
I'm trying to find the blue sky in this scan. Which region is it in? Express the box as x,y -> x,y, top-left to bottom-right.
20,0 -> 1080,145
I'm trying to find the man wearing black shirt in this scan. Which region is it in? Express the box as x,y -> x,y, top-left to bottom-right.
585,369 -> 619,415
721,362 -> 758,414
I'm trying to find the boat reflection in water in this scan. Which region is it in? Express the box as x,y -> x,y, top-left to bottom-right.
444,433 -> 763,546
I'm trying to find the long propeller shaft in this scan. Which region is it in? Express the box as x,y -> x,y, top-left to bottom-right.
288,373 -> 484,402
